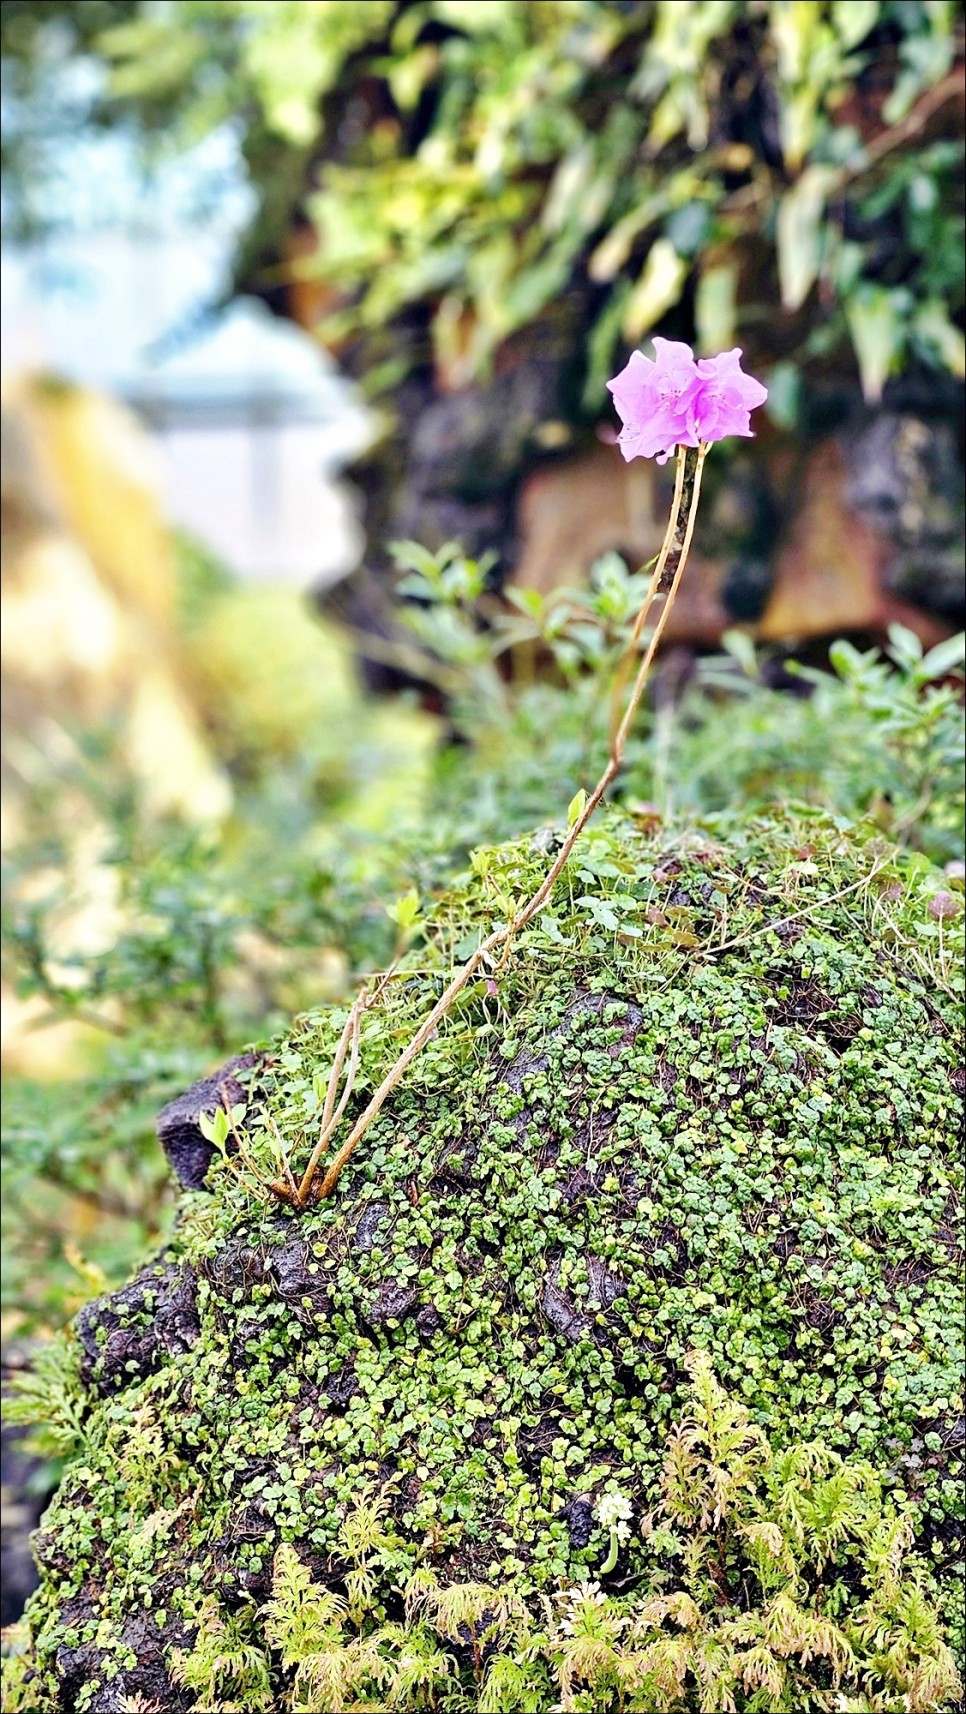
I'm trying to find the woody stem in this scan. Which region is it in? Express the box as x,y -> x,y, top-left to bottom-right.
303,443 -> 709,1205
608,445 -> 688,743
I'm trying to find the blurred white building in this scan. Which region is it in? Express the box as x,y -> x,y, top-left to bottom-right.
1,201 -> 370,585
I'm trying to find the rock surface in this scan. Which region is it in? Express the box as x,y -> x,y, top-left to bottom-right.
156,1053 -> 260,1190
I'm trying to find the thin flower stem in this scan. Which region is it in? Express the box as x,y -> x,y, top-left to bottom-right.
314,930 -> 510,1201
289,969 -> 395,1205
294,1000 -> 364,1203
300,443 -> 710,1205
629,446 -> 688,653
323,1005 -> 365,1137
613,444 -> 707,756
267,1113 -> 298,1197
608,445 -> 687,745
221,1087 -> 272,1198
320,1003 -> 359,1135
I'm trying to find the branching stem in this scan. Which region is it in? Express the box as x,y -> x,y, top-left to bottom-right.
282,442 -> 709,1206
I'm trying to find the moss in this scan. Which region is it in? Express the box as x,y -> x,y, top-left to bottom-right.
8,808 -> 964,1711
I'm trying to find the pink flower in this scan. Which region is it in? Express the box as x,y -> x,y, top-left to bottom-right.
690,348 -> 768,443
607,341 -> 767,463
606,338 -> 702,464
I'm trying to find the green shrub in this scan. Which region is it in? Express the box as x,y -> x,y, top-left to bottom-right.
407,545 -> 965,867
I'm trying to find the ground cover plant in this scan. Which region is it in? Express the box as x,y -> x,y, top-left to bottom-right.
2,803 -> 963,1710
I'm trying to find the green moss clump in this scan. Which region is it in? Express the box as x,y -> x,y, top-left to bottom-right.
7,809 -> 964,1712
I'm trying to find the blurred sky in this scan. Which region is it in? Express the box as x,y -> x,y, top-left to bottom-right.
1,97 -> 368,584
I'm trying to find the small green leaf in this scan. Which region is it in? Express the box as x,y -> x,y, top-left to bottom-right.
846,287 -> 904,402
589,203 -> 656,284
388,540 -> 442,580
453,930 -> 483,961
764,361 -> 802,430
387,889 -> 422,931
721,629 -> 759,679
886,622 -> 923,671
919,634 -> 965,681
831,0 -> 880,51
568,789 -> 588,828
505,587 -> 545,621
199,1107 -> 230,1149
914,302 -> 966,378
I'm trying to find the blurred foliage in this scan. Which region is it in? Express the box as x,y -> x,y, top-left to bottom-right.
1,534 -> 441,1336
1,1049 -> 201,1341
2,1 -> 963,409
2,531 -> 963,1339
174,538 -> 438,809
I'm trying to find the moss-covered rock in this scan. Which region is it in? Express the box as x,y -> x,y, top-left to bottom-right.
6,809 -> 964,1711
